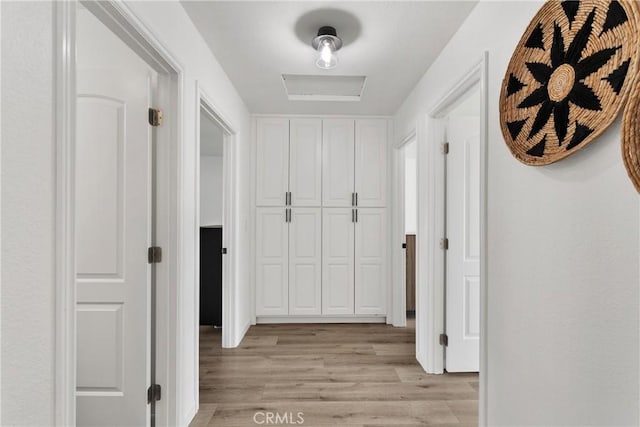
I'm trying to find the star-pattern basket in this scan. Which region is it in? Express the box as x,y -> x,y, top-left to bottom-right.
499,0 -> 640,166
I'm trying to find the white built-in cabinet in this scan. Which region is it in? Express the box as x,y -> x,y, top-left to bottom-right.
255,117 -> 388,320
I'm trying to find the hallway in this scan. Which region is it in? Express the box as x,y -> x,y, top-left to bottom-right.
191,322 -> 478,426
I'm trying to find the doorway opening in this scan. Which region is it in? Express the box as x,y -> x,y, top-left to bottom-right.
403,138 -> 418,324
194,85 -> 237,415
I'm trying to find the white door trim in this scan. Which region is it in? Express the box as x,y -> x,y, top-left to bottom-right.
417,52 -> 488,425
55,2 -> 184,425
195,82 -> 239,342
391,129 -> 416,328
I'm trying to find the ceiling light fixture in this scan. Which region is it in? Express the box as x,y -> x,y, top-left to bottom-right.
312,26 -> 342,70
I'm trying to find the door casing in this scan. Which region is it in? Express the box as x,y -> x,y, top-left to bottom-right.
391,52 -> 489,426
55,1 -> 184,425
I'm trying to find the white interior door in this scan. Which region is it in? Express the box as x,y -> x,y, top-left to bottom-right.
256,118 -> 289,206
289,208 -> 322,315
355,119 -> 387,207
76,68 -> 152,426
445,115 -> 481,372
290,119 -> 322,207
256,207 -> 289,316
322,119 -> 355,207
355,208 -> 387,315
322,208 -> 355,314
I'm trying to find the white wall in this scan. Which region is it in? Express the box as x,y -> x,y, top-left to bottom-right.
394,2 -> 639,425
1,1 -> 252,425
2,2 -> 56,425
200,155 -> 223,226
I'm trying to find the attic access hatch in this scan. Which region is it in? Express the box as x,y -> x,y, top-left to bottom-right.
282,74 -> 367,101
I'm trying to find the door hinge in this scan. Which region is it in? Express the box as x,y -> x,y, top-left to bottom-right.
439,333 -> 448,346
148,246 -> 162,263
221,247 -> 227,255
147,384 -> 161,403
441,142 -> 450,154
402,243 -> 407,249
148,108 -> 163,127
439,238 -> 449,250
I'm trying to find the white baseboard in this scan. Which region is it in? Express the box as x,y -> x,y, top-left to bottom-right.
256,315 -> 387,324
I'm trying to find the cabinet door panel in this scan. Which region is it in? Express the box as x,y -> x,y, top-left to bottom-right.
256,118 -> 289,206
289,208 -> 322,315
290,119 -> 322,206
355,208 -> 387,315
256,207 -> 288,315
323,119 -> 355,207
322,208 -> 355,315
355,119 -> 387,207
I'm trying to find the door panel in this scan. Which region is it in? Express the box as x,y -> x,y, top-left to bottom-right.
355,119 -> 387,207
322,208 -> 355,314
256,118 -> 289,206
445,115 -> 481,372
290,119 -> 322,206
289,208 -> 322,315
76,69 -> 151,426
322,119 -> 355,207
355,208 -> 387,315
256,207 -> 289,315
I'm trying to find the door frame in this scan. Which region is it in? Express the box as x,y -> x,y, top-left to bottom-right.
55,1 -> 184,425
391,129 -> 417,328
194,83 -> 238,350
415,52 -> 489,424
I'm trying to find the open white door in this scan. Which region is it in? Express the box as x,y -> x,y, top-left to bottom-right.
445,114 -> 480,373
76,65 -> 153,425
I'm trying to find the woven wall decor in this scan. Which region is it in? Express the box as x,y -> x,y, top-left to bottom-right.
622,80 -> 640,192
499,0 -> 640,165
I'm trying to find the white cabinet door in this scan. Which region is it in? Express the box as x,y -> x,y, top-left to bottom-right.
322,208 -> 355,315
256,207 -> 289,316
290,119 -> 322,207
445,116 -> 480,372
355,119 -> 387,207
256,118 -> 289,206
289,208 -> 322,315
355,208 -> 387,315
76,68 -> 151,426
323,119 -> 355,207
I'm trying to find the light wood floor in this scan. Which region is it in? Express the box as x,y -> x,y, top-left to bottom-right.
190,321 -> 478,426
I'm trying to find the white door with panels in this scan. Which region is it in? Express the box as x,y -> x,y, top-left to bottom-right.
289,208 -> 322,315
76,68 -> 152,426
322,208 -> 355,315
290,119 -> 322,207
255,207 -> 289,316
445,115 -> 481,372
322,119 -> 355,207
256,118 -> 289,206
355,119 -> 387,207
355,208 -> 387,315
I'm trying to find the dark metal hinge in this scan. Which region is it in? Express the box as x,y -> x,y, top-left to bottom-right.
221,247 -> 228,255
148,108 -> 163,127
147,384 -> 161,403
148,246 -> 162,264
439,333 -> 448,346
442,142 -> 449,154
439,238 -> 449,250
402,243 -> 407,249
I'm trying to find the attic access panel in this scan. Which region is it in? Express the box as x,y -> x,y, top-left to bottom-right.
282,74 -> 367,101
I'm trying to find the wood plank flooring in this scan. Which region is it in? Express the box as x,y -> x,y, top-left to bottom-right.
190,321 -> 478,426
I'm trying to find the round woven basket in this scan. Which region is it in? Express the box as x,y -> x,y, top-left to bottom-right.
499,0 -> 640,166
622,80 -> 640,192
